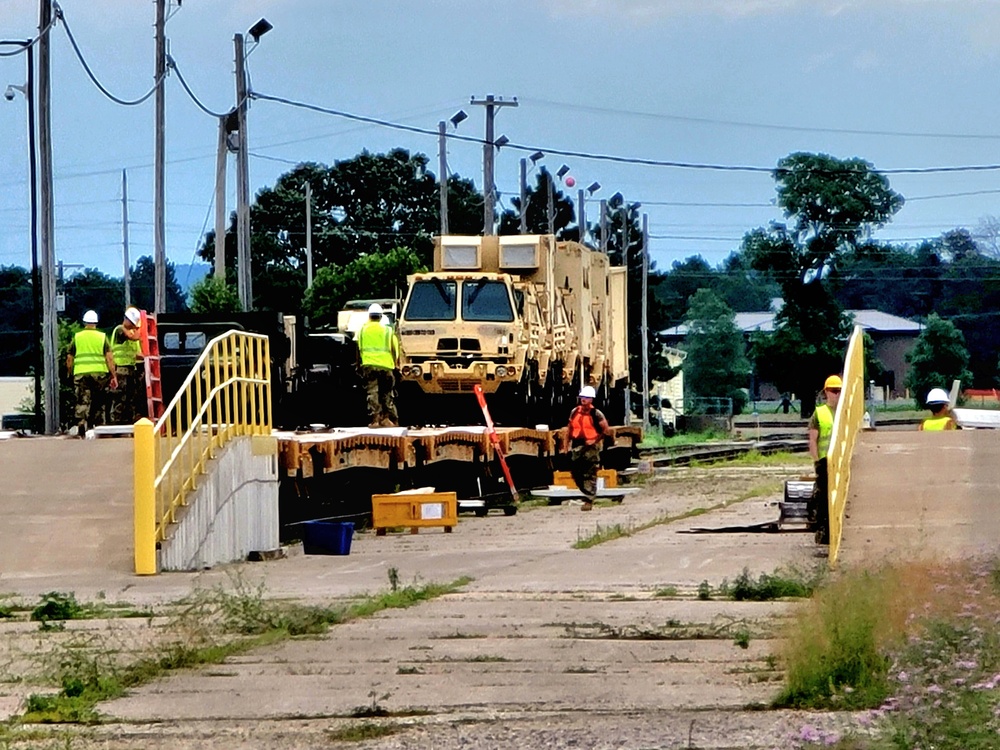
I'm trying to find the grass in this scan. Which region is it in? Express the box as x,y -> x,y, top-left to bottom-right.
326,722 -> 402,742
638,428 -> 729,449
778,558 -> 1000,750
718,566 -> 820,601
13,571 -> 471,725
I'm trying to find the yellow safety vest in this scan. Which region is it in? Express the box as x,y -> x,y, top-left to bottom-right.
110,325 -> 141,367
358,321 -> 396,370
73,329 -> 109,376
922,416 -> 953,431
815,403 -> 834,459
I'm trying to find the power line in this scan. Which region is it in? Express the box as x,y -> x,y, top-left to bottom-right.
251,90 -> 1000,176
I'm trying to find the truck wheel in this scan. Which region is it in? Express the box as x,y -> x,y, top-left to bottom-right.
474,507 -> 488,518
503,505 -> 517,516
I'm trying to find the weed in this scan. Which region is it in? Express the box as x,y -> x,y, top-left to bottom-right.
564,665 -> 601,673
351,689 -> 391,718
720,567 -> 817,601
396,665 -> 422,675
733,627 -> 751,649
697,581 -> 712,600
326,722 -> 402,742
462,655 -> 509,662
573,522 -> 632,549
31,593 -> 82,624
653,586 -> 678,598
387,566 -> 400,592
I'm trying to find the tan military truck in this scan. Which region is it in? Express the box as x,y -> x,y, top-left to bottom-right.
396,234 -> 629,427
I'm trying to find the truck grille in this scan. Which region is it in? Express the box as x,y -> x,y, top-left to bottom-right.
439,380 -> 478,392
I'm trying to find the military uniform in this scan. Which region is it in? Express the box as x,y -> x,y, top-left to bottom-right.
109,324 -> 143,424
358,318 -> 399,427
68,328 -> 112,433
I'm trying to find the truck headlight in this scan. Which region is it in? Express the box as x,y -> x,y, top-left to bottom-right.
407,365 -> 422,377
496,366 -> 508,378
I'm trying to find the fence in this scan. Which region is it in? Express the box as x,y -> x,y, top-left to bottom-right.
827,324 -> 864,566
134,331 -> 271,574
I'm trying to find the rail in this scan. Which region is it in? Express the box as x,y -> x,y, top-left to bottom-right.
827,325 -> 864,566
133,331 -> 271,574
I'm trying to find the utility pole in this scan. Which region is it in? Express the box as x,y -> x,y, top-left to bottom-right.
214,115 -> 228,279
620,202 -> 631,422
519,158 -> 528,234
546,169 -> 555,235
577,189 -> 586,245
305,182 -> 313,289
599,199 -> 608,253
234,33 -> 252,310
641,213 -> 650,434
470,94 -> 517,235
153,0 -> 166,313
438,120 -> 448,235
122,170 -> 131,306
38,0 -> 58,434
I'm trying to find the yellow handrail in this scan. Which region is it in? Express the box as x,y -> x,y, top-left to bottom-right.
133,330 -> 271,573
827,324 -> 864,565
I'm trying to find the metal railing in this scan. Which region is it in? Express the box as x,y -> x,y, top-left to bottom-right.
827,324 -> 864,566
134,331 -> 271,574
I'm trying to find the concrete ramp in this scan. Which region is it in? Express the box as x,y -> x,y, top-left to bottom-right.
0,437 -> 134,583
839,430 -> 1000,567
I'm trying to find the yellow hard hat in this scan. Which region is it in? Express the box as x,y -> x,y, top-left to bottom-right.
824,375 -> 843,390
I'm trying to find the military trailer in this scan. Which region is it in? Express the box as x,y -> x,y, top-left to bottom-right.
396,234 -> 629,427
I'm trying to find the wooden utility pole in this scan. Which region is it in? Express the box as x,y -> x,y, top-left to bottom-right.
641,213 -> 650,434
599,199 -> 608,253
470,95 -> 517,235
214,115 -> 228,279
519,158 -> 527,234
305,183 -> 313,289
234,33 -> 252,310
153,0 -> 166,312
38,0 -> 58,434
122,170 -> 131,306
438,120 -> 448,235
577,189 -> 586,245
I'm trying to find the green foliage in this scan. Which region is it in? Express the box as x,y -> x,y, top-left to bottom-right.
905,313 -> 972,408
682,289 -> 751,413
745,152 -> 902,415
573,522 -> 633,549
0,265 -> 35,376
127,256 -> 188,314
304,246 -> 424,329
30,592 -> 83,623
697,581 -> 712,601
189,275 -> 242,314
721,568 -> 816,601
498,169 -> 575,237
326,722 -> 401,742
655,253 -> 777,327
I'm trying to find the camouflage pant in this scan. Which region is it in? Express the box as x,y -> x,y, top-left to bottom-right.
74,373 -> 110,431
109,366 -> 140,425
570,442 -> 602,499
361,366 -> 397,426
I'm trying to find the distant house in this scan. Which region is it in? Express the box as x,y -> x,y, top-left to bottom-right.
660,308 -> 923,399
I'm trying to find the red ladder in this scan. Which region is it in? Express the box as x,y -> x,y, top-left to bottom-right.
140,311 -> 164,420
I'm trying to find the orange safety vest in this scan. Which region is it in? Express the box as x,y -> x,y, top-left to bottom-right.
569,407 -> 604,445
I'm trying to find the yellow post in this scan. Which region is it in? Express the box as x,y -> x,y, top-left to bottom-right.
133,418 -> 158,575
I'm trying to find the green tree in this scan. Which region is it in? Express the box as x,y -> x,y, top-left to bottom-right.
199,151 -> 483,311
682,289 -> 751,414
905,313 -> 972,408
189,275 -> 242,314
744,152 -> 904,416
497,169 -> 575,237
62,268 -> 125,325
128,256 -> 188,314
0,265 -> 34,376
303,247 -> 425,329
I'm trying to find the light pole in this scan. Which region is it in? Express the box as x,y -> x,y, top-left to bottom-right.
438,109 -> 466,235
234,18 -> 273,311
2,39 -> 40,432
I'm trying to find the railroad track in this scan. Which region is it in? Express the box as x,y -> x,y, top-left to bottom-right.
639,437 -> 808,468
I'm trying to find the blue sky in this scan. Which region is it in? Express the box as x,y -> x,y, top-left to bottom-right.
3,0 -> 1000,290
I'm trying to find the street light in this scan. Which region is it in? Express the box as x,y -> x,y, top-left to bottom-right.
493,134 -> 509,149
449,109 -> 468,128
247,18 -> 273,42
2,39 -> 41,433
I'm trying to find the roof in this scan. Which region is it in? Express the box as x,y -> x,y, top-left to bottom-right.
660,309 -> 922,338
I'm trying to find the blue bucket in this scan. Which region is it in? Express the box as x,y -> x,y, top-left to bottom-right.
302,521 -> 354,555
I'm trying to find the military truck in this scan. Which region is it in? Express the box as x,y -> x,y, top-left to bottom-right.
396,234 -> 629,427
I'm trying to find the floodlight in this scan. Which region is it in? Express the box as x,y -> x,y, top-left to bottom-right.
556,164 -> 570,180
450,110 -> 468,128
529,151 -> 544,163
494,134 -> 509,148
586,182 -> 601,195
248,18 -> 273,41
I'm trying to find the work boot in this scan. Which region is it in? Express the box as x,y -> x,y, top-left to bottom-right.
581,501 -> 594,511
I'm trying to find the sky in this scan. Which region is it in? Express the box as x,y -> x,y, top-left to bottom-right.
4,0 -> 1000,291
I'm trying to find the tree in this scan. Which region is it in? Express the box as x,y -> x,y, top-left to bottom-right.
62,268 -> 125,326
744,152 -> 904,416
905,314 -> 972,409
199,151 -> 483,311
0,265 -> 34,376
303,247 -> 425,329
682,289 -> 751,414
497,169 -> 575,237
189,276 -> 242,314
128,256 -> 188,314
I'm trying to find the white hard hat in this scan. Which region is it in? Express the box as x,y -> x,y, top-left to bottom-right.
82,310 -> 98,324
124,307 -> 141,326
368,303 -> 383,316
579,385 -> 596,399
381,315 -> 391,326
926,388 -> 950,405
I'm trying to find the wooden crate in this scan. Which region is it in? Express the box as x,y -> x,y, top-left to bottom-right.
372,491 -> 458,535
552,469 -> 618,490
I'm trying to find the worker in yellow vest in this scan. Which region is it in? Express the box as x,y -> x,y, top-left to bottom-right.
357,303 -> 399,428
66,310 -> 117,437
807,374 -> 841,545
919,388 -> 957,431
109,307 -> 145,425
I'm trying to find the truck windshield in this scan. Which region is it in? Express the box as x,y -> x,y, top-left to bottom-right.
462,280 -> 514,322
403,280 -> 457,321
